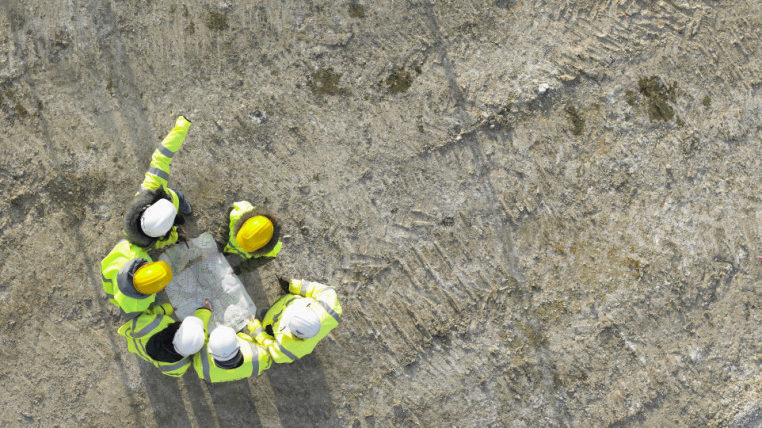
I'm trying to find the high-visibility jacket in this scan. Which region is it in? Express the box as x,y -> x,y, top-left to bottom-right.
123,116 -> 191,250
118,305 -> 211,377
258,279 -> 342,363
100,240 -> 156,318
223,201 -> 282,259
192,334 -> 272,383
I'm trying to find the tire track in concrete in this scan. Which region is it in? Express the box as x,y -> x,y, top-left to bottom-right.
3,9 -> 60,173
420,0 -> 469,122
316,117 -> 548,423
553,0 -> 706,77
2,4 -> 147,426
87,0 -> 155,171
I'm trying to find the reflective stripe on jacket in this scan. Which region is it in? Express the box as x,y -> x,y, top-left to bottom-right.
259,279 -> 342,363
193,335 -> 272,383
100,240 -> 155,317
140,116 -> 190,192
117,304 -> 193,377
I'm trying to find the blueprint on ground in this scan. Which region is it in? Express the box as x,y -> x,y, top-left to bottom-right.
159,232 -> 256,332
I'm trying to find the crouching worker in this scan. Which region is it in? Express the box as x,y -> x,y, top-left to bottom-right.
100,240 -> 173,318
123,115 -> 193,251
251,277 -> 342,363
223,201 -> 282,262
117,300 -> 211,377
193,325 -> 272,383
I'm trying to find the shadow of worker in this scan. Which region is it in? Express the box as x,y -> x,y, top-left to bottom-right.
138,350 -> 265,427
236,263 -> 339,426
138,362 -> 195,428
265,353 -> 339,427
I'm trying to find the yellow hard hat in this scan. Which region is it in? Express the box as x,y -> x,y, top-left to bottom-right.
133,261 -> 172,295
236,216 -> 274,253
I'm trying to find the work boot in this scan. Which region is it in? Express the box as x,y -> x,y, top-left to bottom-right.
172,188 -> 193,216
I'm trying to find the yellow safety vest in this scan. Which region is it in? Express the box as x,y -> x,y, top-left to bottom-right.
193,335 -> 271,383
261,280 -> 342,363
100,240 -> 155,317
117,305 -> 193,377
223,201 -> 282,259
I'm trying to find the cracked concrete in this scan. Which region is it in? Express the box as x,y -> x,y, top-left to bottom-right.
0,1 -> 760,427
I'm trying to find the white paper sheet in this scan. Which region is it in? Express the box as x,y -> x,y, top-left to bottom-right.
159,232 -> 256,332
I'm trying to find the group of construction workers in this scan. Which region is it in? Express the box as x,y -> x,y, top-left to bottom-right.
99,116 -> 342,383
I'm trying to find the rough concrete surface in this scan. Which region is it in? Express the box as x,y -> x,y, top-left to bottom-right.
0,0 -> 760,427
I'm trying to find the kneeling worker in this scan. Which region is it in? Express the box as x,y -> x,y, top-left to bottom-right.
193,325 -> 272,383
118,300 -> 211,377
123,115 -> 193,251
100,239 -> 174,318
249,277 -> 342,364
223,201 -> 282,261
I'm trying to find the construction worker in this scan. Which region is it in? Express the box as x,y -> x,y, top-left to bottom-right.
118,300 -> 212,377
100,239 -> 173,318
223,201 -> 282,261
123,115 -> 193,251
248,277 -> 342,363
192,324 -> 272,383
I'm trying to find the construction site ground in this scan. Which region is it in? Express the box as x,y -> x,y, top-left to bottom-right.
0,1 -> 760,426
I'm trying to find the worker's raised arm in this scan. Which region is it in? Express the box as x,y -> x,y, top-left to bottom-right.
289,279 -> 343,321
244,317 -> 270,344
141,116 -> 192,191
147,303 -> 174,316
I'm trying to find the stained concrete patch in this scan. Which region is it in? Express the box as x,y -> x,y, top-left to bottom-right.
308,68 -> 349,96
0,1 -> 760,427
348,3 -> 365,18
205,10 -> 228,31
384,68 -> 414,94
638,76 -> 677,121
625,89 -> 636,106
565,105 -> 584,135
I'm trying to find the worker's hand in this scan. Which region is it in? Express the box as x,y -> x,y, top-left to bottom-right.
203,298 -> 212,311
247,317 -> 264,336
277,275 -> 291,293
177,227 -> 187,241
158,303 -> 174,316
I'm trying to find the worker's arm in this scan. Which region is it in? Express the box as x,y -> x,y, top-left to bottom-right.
141,116 -> 192,191
147,303 -> 174,316
289,279 -> 343,319
235,337 -> 275,374
194,307 -> 212,337
100,255 -> 128,298
253,342 -> 273,375
154,229 -> 179,250
257,333 -> 297,364
244,318 -> 270,344
100,242 -> 132,292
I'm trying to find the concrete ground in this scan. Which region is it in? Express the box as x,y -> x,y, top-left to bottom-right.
0,0 -> 760,426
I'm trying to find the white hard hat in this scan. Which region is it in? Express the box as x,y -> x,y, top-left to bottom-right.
283,298 -> 321,339
208,326 -> 240,361
172,316 -> 205,357
140,198 -> 177,238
